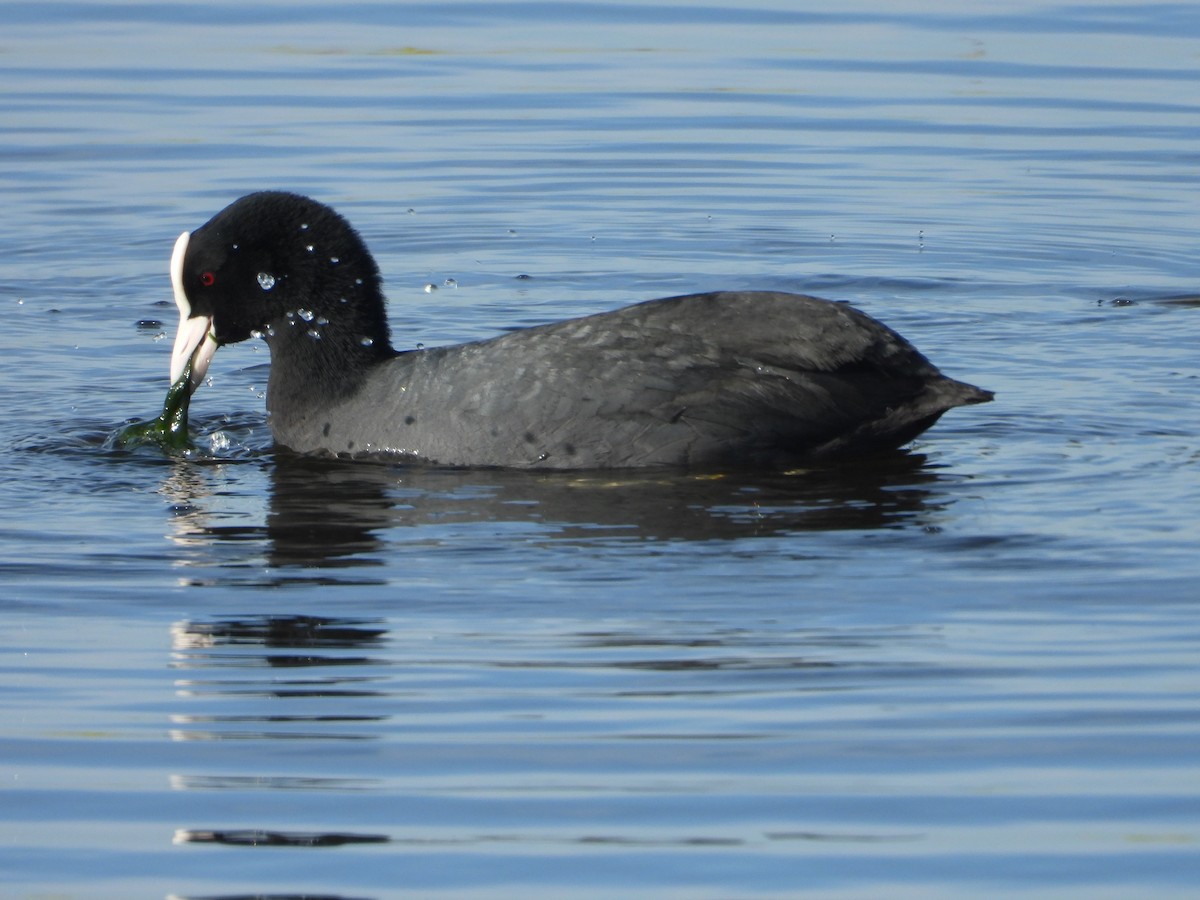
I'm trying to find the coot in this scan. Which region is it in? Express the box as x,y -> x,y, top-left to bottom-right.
168,191 -> 991,468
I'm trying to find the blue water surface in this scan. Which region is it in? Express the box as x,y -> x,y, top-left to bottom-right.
2,2 -> 1199,898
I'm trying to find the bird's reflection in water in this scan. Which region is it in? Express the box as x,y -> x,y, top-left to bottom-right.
160,455 -> 961,873
169,614 -> 395,852
158,447 -> 968,582
265,450 -> 958,565
170,614 -> 390,741
172,827 -> 390,849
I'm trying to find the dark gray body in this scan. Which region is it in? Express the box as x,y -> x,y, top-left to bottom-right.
266,291 -> 991,469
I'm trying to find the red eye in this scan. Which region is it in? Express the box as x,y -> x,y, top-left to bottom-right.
199,272 -> 216,287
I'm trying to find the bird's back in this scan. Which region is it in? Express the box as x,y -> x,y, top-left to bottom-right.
269,291 -> 991,468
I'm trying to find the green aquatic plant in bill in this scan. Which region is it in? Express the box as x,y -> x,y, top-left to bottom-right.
117,358 -> 193,450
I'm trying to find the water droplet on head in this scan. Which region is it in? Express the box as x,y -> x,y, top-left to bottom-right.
257,272 -> 276,291
305,244 -> 315,253
316,315 -> 329,326
354,278 -> 363,286
307,328 -> 321,340
249,328 -> 263,339
359,336 -> 374,347
297,308 -> 314,322
300,223 -> 309,231
329,256 -> 340,265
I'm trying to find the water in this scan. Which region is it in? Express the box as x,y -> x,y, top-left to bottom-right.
2,2 -> 1199,897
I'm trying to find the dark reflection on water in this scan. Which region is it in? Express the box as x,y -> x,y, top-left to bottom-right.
171,615 -> 397,856
266,450 -> 962,543
171,616 -> 392,741
178,615 -> 388,650
157,449 -> 971,580
164,606 -> 930,867
175,828 -> 389,848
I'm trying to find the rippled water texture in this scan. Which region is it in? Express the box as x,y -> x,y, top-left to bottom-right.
2,2 -> 1199,898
